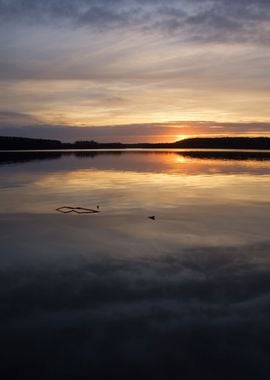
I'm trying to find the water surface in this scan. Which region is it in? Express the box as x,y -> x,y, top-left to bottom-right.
1,150 -> 270,379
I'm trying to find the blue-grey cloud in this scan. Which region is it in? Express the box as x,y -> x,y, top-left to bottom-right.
0,116 -> 270,142
1,0 -> 270,44
0,111 -> 41,126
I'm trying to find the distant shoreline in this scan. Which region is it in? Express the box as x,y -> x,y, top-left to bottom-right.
1,136 -> 270,151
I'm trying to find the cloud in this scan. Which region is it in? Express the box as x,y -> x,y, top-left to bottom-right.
0,111 -> 41,126
0,116 -> 270,142
157,0 -> 270,44
1,0 -> 270,44
0,1 -> 269,128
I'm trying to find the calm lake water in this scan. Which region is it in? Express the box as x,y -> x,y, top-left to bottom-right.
1,149 -> 270,379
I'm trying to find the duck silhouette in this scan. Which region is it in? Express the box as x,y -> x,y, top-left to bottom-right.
148,216 -> 156,220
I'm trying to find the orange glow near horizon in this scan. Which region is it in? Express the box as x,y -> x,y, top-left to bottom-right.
2,78 -> 270,135
3,150 -> 270,215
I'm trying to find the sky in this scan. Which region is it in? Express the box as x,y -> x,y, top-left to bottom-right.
0,0 -> 270,142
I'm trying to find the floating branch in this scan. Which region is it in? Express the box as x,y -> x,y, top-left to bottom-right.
56,206 -> 100,214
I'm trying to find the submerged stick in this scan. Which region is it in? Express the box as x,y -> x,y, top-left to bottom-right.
56,206 -> 100,214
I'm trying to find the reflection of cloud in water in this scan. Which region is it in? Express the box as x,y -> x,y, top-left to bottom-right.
1,214 -> 270,378
2,150 -> 270,175
1,151 -> 270,378
1,162 -> 270,214
1,151 -> 270,214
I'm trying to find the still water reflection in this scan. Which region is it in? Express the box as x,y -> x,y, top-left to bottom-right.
1,150 -> 270,379
1,150 -> 270,214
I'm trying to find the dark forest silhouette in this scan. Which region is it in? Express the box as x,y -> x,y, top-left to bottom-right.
1,135 -> 270,150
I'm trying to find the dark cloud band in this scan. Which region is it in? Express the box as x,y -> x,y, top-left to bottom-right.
1,0 -> 270,44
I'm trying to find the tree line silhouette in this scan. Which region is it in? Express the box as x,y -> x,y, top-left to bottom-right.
1,135 -> 270,150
